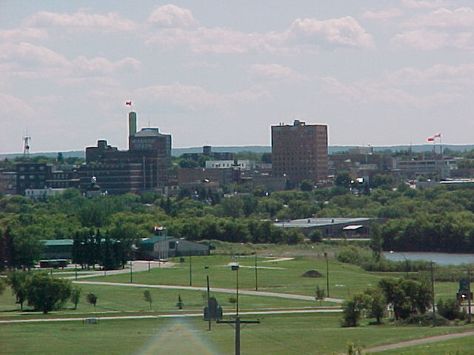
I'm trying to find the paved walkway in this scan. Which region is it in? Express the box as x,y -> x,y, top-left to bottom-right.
0,308 -> 342,325
365,330 -> 474,353
73,280 -> 343,304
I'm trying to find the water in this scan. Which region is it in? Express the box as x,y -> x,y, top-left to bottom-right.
383,252 -> 474,266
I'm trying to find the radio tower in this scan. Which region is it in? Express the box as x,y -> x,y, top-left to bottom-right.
23,135 -> 31,157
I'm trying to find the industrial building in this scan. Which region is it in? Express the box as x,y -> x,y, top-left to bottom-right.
271,120 -> 328,185
79,112 -> 172,195
274,217 -> 373,238
137,236 -> 210,259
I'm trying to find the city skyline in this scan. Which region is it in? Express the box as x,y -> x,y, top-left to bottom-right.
1,0 -> 474,153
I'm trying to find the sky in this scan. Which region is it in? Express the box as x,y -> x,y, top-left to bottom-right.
1,0 -> 473,153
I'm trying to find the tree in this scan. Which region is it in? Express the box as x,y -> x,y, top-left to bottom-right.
342,294 -> 368,327
144,290 -> 152,310
300,180 -> 313,192
437,298 -> 464,320
0,278 -> 5,295
335,172 -> 352,188
309,230 -> 322,243
87,293 -> 98,309
7,271 -> 30,310
315,285 -> 325,305
378,278 -> 431,320
364,288 -> 386,324
26,273 -> 72,314
70,286 -> 81,310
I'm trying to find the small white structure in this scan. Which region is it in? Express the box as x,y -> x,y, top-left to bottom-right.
205,160 -> 255,170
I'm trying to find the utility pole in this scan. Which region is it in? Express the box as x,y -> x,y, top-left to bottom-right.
217,317 -> 260,355
254,251 -> 258,291
468,268 -> 472,323
206,268 -> 211,331
324,252 -> 330,298
431,261 -> 435,326
189,254 -> 192,286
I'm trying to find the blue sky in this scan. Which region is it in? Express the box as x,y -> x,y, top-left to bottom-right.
1,0 -> 473,153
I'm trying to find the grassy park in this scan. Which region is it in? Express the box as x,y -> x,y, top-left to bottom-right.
1,244 -> 472,354
2,313 -> 474,354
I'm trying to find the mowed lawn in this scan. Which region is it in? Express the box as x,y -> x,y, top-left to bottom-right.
1,313 -> 472,355
382,334 -> 474,355
0,283 -> 321,320
83,254 -> 385,299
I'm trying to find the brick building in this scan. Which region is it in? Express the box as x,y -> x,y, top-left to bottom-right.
79,112 -> 172,195
271,120 -> 328,184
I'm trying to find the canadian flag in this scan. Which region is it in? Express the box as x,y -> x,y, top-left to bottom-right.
434,133 -> 442,138
125,101 -> 132,106
427,136 -> 435,142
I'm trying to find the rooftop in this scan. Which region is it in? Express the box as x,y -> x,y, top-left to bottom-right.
274,217 -> 371,228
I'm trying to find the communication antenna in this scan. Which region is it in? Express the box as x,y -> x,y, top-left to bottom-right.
23,134 -> 31,157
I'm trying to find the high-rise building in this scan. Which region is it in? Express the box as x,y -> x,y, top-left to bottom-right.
79,112 -> 172,194
271,120 -> 328,184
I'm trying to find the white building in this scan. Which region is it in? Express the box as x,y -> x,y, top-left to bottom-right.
205,160 -> 255,170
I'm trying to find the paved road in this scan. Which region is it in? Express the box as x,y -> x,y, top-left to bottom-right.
365,330 -> 474,353
73,280 -> 343,304
0,308 -> 342,325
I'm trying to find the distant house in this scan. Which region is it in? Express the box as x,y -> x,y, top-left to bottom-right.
273,217 -> 374,238
137,236 -> 210,260
41,239 -> 74,260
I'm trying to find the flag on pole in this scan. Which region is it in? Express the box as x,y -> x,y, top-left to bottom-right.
125,101 -> 132,106
434,133 -> 441,138
427,136 -> 435,142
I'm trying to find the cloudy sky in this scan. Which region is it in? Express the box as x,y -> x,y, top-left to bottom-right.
1,0 -> 473,153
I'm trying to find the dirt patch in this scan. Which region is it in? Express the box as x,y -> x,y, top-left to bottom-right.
302,270 -> 322,278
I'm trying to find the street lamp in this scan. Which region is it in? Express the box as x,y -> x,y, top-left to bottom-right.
130,260 -> 133,283
231,262 -> 240,316
189,254 -> 193,287
205,265 -> 211,331
253,251 -> 258,291
324,252 -> 329,298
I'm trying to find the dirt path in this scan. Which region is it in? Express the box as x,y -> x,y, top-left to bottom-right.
0,308 -> 342,325
73,280 -> 343,303
365,330 -> 474,353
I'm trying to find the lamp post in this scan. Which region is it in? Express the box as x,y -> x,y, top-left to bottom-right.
130,260 -> 133,283
189,254 -> 192,287
431,261 -> 436,327
205,265 -> 211,331
324,252 -> 330,298
468,268 -> 472,323
231,262 -> 240,316
253,251 -> 258,291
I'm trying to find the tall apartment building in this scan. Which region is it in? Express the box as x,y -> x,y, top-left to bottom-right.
271,120 -> 328,184
79,112 -> 172,194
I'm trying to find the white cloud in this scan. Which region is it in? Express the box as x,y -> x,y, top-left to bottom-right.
404,7 -> 474,28
0,93 -> 35,117
393,7 -> 474,50
288,16 -> 374,48
362,8 -> 403,21
0,27 -> 48,41
392,29 -> 474,50
250,63 -> 305,82
148,4 -> 198,28
146,14 -> 374,54
400,0 -> 452,9
23,10 -> 136,32
0,42 -> 141,82
322,62 -> 474,107
135,83 -> 270,111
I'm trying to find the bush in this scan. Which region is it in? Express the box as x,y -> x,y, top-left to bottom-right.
399,312 -> 449,326
437,298 -> 465,320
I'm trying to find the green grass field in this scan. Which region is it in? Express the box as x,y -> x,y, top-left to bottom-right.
381,334 -> 474,354
0,283 -> 323,320
1,313 -> 472,354
83,254 -> 385,299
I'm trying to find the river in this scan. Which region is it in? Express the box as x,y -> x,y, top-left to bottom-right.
383,252 -> 474,266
